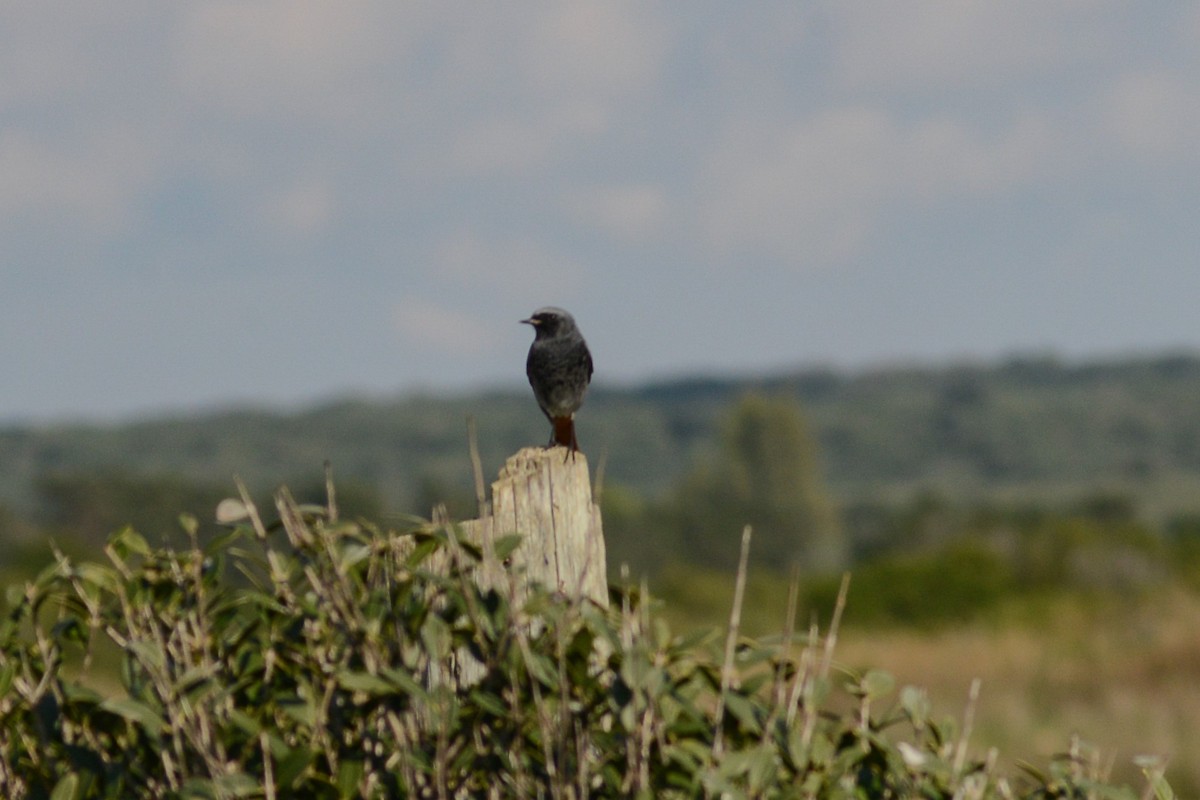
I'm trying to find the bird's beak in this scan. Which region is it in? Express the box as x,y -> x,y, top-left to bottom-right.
520,317 -> 538,326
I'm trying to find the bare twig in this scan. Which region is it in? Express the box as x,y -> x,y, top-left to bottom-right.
819,572 -> 851,680
324,460 -> 338,523
953,678 -> 982,779
761,564 -> 801,746
234,476 -> 269,542
713,525 -> 752,759
592,445 -> 608,504
466,416 -> 489,518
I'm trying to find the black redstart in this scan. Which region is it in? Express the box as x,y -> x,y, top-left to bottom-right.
521,307 -> 593,453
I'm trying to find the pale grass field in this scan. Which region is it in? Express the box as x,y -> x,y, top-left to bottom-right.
834,589 -> 1200,794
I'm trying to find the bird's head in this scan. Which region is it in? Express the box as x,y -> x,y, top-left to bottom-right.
521,307 -> 576,340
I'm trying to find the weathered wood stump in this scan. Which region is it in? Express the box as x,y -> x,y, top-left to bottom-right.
461,446 -> 607,607
428,447 -> 607,688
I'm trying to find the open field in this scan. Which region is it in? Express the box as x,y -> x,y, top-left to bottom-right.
839,590 -> 1200,794
657,570 -> 1200,795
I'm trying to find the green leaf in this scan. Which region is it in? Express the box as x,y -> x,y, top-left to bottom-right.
337,670 -> 393,695
806,675 -> 831,707
33,560 -> 66,597
49,772 -> 81,800
861,669 -> 895,701
178,779 -> 218,799
337,756 -> 365,799
212,772 -> 259,797
900,685 -> 931,726
126,639 -> 166,672
468,687 -> 507,717
228,709 -> 262,738
5,583 -> 25,610
381,666 -> 426,699
100,697 -> 164,736
491,534 -> 523,561
205,525 -> 245,555
740,673 -> 771,696
339,542 -> 372,571
178,512 -> 199,537
62,682 -> 103,705
719,745 -> 777,791
525,651 -> 558,687
680,631 -> 719,656
406,536 -> 442,566
278,696 -> 317,728
74,562 -> 120,595
0,663 -> 18,697
294,503 -> 328,518
723,691 -> 761,734
174,664 -> 221,700
274,745 -> 315,789
421,614 -> 451,659
109,526 -> 151,559
1136,757 -> 1176,800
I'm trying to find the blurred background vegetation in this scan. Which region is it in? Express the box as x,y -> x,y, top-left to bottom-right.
4,352 -> 1200,790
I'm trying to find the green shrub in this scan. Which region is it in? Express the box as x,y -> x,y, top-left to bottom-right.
837,541 -> 1015,629
0,490 -> 1172,798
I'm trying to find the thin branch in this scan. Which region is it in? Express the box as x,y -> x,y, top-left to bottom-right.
712,524 -> 752,760
466,416 -> 489,518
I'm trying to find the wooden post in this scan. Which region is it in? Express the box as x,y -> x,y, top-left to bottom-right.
427,447 -> 606,689
462,447 -> 608,608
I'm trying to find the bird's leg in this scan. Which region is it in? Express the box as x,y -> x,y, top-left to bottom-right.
567,423 -> 580,462
551,416 -> 579,461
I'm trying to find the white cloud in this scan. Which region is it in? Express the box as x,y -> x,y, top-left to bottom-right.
172,1 -> 411,119
440,4 -> 664,176
568,183 -> 669,241
394,298 -> 493,358
902,114 -> 1057,197
1103,70 -> 1200,160
698,107 -> 1060,265
521,3 -> 666,100
0,126 -> 162,231
434,231 -> 585,300
0,4 -> 169,105
259,180 -> 335,236
830,1 -> 1117,92
448,102 -> 608,176
697,109 -> 883,264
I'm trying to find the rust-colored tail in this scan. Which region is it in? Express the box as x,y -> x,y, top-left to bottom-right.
552,416 -> 578,451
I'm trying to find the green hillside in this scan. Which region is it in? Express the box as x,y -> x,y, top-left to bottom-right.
4,353 -> 1200,519
4,354 -> 1200,793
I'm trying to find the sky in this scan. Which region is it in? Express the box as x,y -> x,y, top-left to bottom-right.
3,2 -> 1200,422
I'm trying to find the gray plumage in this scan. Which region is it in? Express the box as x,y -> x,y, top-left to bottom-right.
521,307 -> 593,451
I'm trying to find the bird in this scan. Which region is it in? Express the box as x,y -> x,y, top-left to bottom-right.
522,307 -> 593,454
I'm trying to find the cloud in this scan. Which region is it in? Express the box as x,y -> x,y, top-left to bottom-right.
0,4 -> 171,105
259,180 -> 335,236
1103,69 -> 1200,160
393,298 -> 494,358
0,126 -> 162,231
566,183 -> 669,241
4,1 -> 1200,420
448,102 -> 608,176
830,1 -> 1117,92
172,1 -> 414,120
441,4 -> 665,176
520,3 -> 666,99
433,231 -> 585,301
697,106 -> 1059,265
